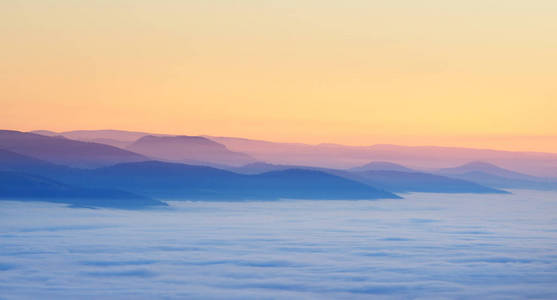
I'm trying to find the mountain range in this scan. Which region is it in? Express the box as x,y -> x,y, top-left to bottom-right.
69,161 -> 400,201
0,170 -> 164,208
32,129 -> 557,177
436,161 -> 557,190
209,136 -> 557,177
126,135 -> 254,166
349,161 -> 416,173
2,128 -> 556,208
226,162 -> 508,194
0,131 -> 399,207
1,130 -> 147,168
346,170 -> 508,194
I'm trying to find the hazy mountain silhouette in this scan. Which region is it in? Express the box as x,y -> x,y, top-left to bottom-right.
437,161 -> 557,190
126,135 -> 255,166
228,162 -> 305,174
0,150 -> 166,207
59,161 -> 400,200
31,130 -> 59,136
0,133 -> 518,203
0,148 -> 65,171
346,170 -> 508,194
32,129 -> 163,149
350,161 -> 415,172
0,148 -> 399,202
439,161 -> 534,180
0,171 -> 165,208
207,136 -> 557,177
0,130 -> 147,168
250,169 -> 400,200
32,129 -> 154,145
226,161 -> 506,194
31,130 -> 557,176
85,138 -> 130,148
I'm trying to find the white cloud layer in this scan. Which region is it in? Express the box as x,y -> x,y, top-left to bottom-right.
1,190 -> 557,299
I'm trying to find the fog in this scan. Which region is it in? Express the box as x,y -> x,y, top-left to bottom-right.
1,190 -> 557,299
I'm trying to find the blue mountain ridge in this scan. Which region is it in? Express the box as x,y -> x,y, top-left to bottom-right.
0,147 -> 399,206
0,170 -> 165,208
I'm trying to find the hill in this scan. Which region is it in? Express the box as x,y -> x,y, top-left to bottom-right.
228,162 -> 303,174
207,136 -> 557,177
1,146 -> 510,196
0,130 -> 147,168
0,148 -> 63,171
0,150 -> 399,201
350,161 -> 415,172
0,171 -> 165,208
31,130 -> 557,176
437,162 -> 557,190
63,161 -> 400,200
347,170 -> 508,194
126,135 -> 254,166
227,161 -> 506,194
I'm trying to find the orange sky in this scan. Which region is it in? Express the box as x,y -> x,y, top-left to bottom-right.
2,1 -> 556,152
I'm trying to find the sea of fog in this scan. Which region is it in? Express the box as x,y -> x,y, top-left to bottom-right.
1,190 -> 557,299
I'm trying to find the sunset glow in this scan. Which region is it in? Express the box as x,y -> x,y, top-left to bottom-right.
2,1 -> 556,151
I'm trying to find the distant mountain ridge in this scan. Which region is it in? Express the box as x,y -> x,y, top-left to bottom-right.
30,130 -> 557,176
32,129 -> 154,143
0,130 -> 147,168
126,135 -> 255,166
207,136 -> 557,177
0,148 -> 401,204
31,130 -> 256,167
0,149 -> 166,208
0,146 -> 535,197
350,161 -> 415,172
439,161 -> 535,181
226,161 -> 507,194
8,128 -> 557,205
0,171 -> 165,208
347,170 -> 508,194
62,161 -> 400,201
228,162 -> 305,174
437,161 -> 557,190
0,148 -> 61,171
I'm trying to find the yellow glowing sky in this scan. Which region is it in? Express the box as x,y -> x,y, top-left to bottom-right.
2,1 -> 556,151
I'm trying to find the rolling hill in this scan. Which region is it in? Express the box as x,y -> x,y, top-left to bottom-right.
0,130 -> 147,168
227,161 -> 507,194
0,171 -> 165,208
62,161 -> 401,200
207,136 -> 557,177
349,161 -> 415,172
126,135 -> 255,166
346,170 -> 508,194
437,162 -> 557,190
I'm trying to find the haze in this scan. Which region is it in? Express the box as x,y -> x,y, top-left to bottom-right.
2,1 -> 557,151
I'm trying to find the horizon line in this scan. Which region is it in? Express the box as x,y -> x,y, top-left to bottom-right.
17,128 -> 557,156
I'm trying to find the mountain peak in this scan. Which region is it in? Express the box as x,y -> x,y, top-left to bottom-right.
439,161 -> 534,180
134,135 -> 225,148
459,161 -> 501,169
127,135 -> 254,166
0,130 -> 147,168
350,161 -> 414,172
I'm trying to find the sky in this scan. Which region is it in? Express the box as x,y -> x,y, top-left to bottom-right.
1,1 -> 556,151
